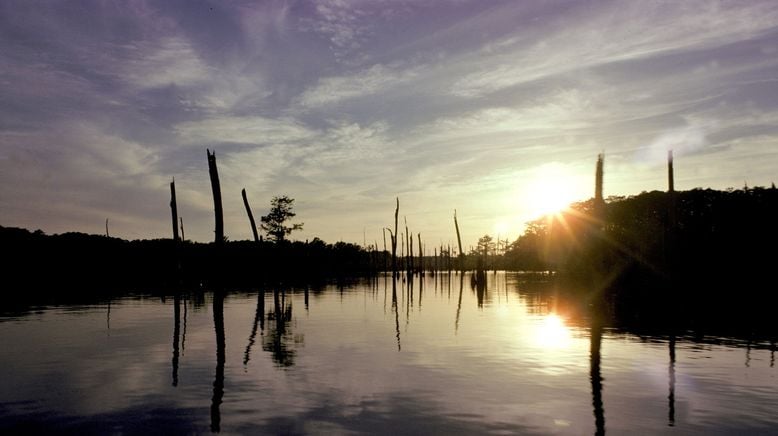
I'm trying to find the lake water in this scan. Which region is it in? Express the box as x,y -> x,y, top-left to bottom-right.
1,272 -> 776,435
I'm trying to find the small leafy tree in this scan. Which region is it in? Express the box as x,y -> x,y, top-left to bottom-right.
474,234 -> 496,256
261,195 -> 304,242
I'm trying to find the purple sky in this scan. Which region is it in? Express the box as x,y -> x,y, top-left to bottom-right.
2,0 -> 777,247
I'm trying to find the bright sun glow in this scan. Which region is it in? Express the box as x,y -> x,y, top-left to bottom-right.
493,220 -> 510,236
520,164 -> 584,219
533,314 -> 572,349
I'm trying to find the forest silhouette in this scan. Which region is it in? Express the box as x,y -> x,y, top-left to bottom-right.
2,185 -> 777,320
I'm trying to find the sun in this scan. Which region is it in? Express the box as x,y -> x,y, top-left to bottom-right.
522,164 -> 583,218
527,180 -> 574,216
493,220 -> 510,236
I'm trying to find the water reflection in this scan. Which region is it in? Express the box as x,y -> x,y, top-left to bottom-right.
243,289 -> 265,367
263,289 -> 296,367
182,295 -> 187,354
392,277 -> 401,351
211,292 -> 225,433
455,273 -> 464,334
172,293 -> 181,387
668,335 -> 676,427
590,308 -> 605,436
4,272 -> 778,434
534,314 -> 572,349
473,271 -> 487,308
418,274 -> 423,311
405,274 -> 412,329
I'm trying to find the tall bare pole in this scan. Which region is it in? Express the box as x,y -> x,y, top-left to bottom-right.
405,217 -> 412,273
593,153 -> 606,228
590,153 -> 607,282
241,188 -> 260,242
454,209 -> 464,271
595,153 -> 604,206
392,198 -> 399,275
667,149 -> 678,277
417,233 -> 423,274
207,149 -> 224,245
383,228 -> 388,271
170,179 -> 180,242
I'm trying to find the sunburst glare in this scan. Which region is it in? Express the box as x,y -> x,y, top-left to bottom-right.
524,168 -> 581,218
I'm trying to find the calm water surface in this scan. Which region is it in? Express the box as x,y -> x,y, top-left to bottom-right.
1,272 -> 776,434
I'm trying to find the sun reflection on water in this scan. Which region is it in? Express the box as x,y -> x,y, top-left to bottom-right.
533,314 -> 572,349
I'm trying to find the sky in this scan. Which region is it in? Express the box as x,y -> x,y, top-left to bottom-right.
2,0 -> 778,248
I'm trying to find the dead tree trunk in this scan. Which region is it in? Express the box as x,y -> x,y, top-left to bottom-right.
207,149 -> 224,245
170,179 -> 182,279
405,217 -> 412,275
170,179 -> 180,242
392,198 -> 399,275
666,150 -> 678,280
383,228 -> 388,272
591,153 -> 606,286
594,153 -> 605,219
417,233 -> 423,275
241,188 -> 260,242
408,230 -> 414,275
454,209 -> 464,271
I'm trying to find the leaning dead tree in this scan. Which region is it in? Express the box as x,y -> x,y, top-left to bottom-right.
207,149 -> 224,245
170,178 -> 181,276
241,188 -> 260,243
454,209 -> 464,271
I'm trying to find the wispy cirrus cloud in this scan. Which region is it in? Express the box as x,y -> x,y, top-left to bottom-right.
120,37 -> 212,89
175,115 -> 315,145
296,63 -> 423,108
307,0 -> 368,54
450,1 -> 778,98
0,121 -> 171,238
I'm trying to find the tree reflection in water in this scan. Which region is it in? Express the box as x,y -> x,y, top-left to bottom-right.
263,289 -> 296,368
172,293 -> 181,387
211,292 -> 225,433
455,273 -> 464,334
148,272 -> 777,434
392,277 -> 401,351
590,306 -> 605,436
243,288 -> 265,368
668,334 -> 676,427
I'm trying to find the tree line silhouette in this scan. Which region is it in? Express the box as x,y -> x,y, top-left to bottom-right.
3,185 -> 776,297
0,226 -> 377,298
503,186 -> 778,283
